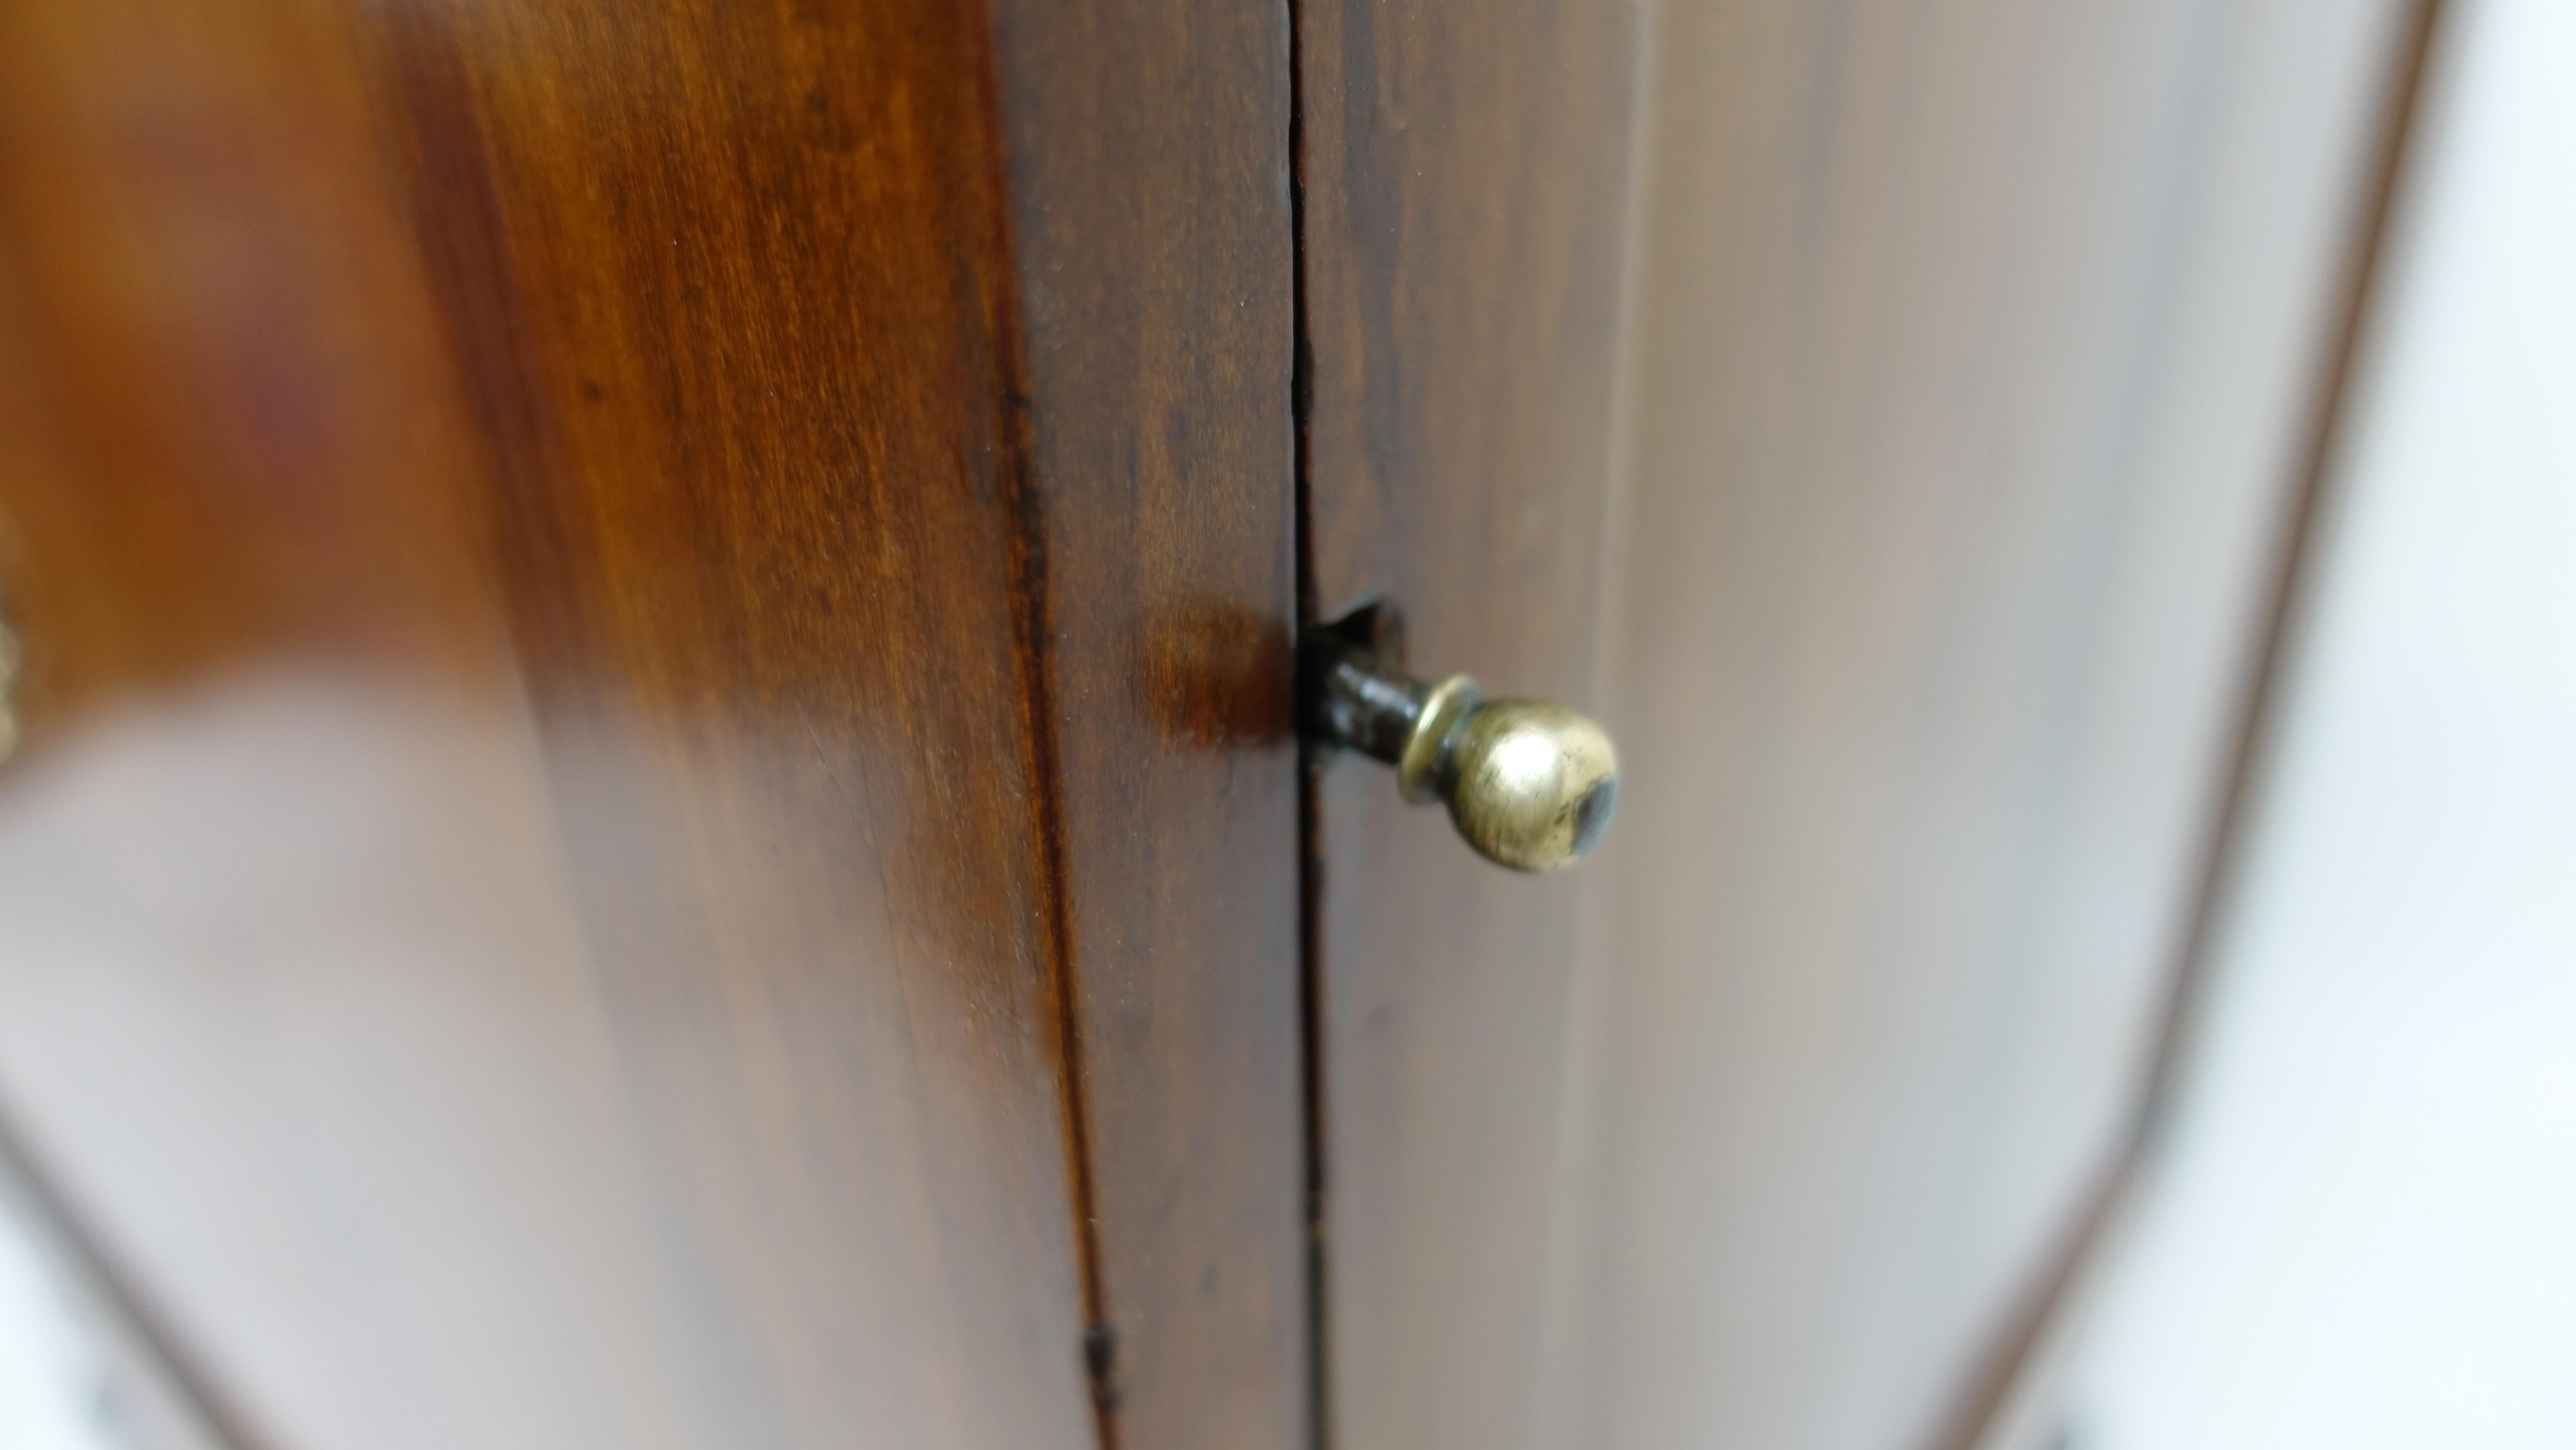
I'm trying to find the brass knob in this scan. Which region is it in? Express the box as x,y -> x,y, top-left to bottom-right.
1300,631 -> 1618,872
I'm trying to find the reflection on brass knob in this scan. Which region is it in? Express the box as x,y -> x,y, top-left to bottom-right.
1300,630 -> 1618,872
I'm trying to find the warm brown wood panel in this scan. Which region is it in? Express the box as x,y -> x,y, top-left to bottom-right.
370,6 -> 1099,1447
0,1 -> 1296,1448
1295,5 -> 1642,1450
987,3 -> 1304,1445
1300,2 -> 2423,1449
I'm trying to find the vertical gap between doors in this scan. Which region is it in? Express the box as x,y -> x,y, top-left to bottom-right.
1285,0 -> 1331,1446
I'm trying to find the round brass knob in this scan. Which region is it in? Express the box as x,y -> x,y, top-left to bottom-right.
1301,632 -> 1618,872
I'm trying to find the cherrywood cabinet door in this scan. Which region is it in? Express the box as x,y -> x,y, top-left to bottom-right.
1297,2 -> 2430,1449
0,4 -> 1299,1450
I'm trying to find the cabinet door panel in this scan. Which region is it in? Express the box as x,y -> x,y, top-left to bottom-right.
0,3 -> 1296,1449
1299,2 -> 2418,1448
1296,6 -> 1642,1447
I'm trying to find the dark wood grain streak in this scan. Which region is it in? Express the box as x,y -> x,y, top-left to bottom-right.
976,20 -> 1114,1441
1295,5 -> 1643,1450
986,2 -> 1306,1447
0,1 -> 1300,1447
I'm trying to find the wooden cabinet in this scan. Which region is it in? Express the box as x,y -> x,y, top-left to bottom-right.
0,2 -> 2431,1448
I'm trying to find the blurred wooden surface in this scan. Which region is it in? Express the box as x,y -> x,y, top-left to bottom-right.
0,2 -> 1295,1449
986,2 -> 1304,1442
1563,3 -> 2421,1449
0,0 -> 2436,1444
1295,4 -> 1642,1448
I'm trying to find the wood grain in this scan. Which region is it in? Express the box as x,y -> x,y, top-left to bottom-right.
987,3 -> 1304,1445
1294,5 -> 1643,1450
0,1 -> 1297,1448
374,7 -> 1101,1448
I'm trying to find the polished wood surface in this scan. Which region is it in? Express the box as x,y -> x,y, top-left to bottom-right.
987,3 -> 1304,1444
1299,0 -> 2422,1447
0,2 -> 1295,1448
1564,4 -> 2420,1449
1965,5 -> 2451,1444
1295,5 -> 1642,1449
